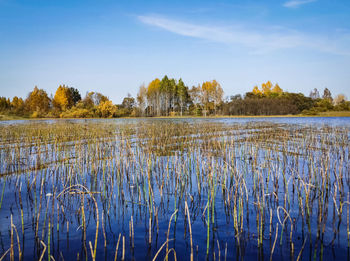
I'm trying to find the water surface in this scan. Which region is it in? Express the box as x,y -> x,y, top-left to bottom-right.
0,117 -> 349,260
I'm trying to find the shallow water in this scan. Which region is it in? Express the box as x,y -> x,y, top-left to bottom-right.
1,116 -> 350,127
0,117 -> 349,260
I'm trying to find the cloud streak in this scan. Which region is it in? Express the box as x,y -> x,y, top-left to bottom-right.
138,15 -> 350,55
283,0 -> 317,8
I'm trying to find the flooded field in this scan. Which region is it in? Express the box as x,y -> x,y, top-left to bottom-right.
0,118 -> 349,260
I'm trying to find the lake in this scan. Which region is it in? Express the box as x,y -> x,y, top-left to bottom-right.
0,117 -> 349,260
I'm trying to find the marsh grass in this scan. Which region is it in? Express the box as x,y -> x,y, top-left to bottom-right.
0,119 -> 349,260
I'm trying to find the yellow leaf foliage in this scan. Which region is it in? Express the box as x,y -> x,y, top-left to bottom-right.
252,81 -> 283,96
25,86 -> 51,114
147,78 -> 160,97
98,100 -> 117,118
272,83 -> 283,94
53,85 -> 73,111
252,86 -> 261,95
201,80 -> 223,114
261,81 -> 272,94
11,96 -> 24,111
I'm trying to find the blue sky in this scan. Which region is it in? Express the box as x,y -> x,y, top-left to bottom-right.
0,0 -> 349,103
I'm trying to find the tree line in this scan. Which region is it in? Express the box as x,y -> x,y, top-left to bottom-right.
0,77 -> 349,118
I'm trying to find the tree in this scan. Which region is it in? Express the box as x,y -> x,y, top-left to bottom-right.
252,85 -> 261,95
271,83 -> 283,95
159,75 -> 174,115
189,85 -> 201,105
212,80 -> 223,111
169,78 -> 177,113
0,97 -> 11,112
308,97 -> 334,113
82,92 -> 95,108
53,85 -> 73,111
121,93 -> 135,115
25,86 -> 51,116
176,78 -> 190,116
11,96 -> 24,113
252,81 -> 282,97
309,88 -> 320,99
333,94 -> 349,111
137,84 -> 147,116
333,94 -> 347,105
322,88 -> 332,101
145,76 -> 196,116
147,78 -> 161,116
97,100 -> 117,118
83,92 -> 108,107
201,80 -> 223,116
122,93 -> 135,109
69,87 -> 81,105
261,81 -> 273,95
283,92 -> 314,112
189,85 -> 202,115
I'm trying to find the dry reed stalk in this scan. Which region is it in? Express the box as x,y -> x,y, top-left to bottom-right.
38,241 -> 47,261
149,217 -> 152,245
10,215 -> 14,261
102,212 -> 107,248
216,240 -> 221,261
270,223 -> 279,261
184,201 -> 193,261
296,235 -> 308,261
152,239 -> 174,261
11,220 -> 22,261
89,241 -> 94,261
114,233 -> 121,261
122,236 -> 125,261
131,216 -> 134,248
0,248 -> 11,261
166,209 -> 178,261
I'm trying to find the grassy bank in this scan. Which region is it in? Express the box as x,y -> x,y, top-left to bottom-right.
0,114 -> 28,121
1,110 -> 349,121
314,111 -> 350,117
153,111 -> 350,118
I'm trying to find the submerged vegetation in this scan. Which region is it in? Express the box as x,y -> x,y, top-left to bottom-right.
1,78 -> 349,119
0,119 -> 349,260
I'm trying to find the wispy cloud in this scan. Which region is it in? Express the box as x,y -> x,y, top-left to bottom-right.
283,0 -> 317,8
138,15 -> 350,55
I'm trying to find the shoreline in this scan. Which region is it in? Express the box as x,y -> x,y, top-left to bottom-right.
1,111 -> 350,121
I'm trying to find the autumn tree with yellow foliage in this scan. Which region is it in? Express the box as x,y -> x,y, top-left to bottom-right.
147,78 -> 161,116
252,86 -> 261,95
272,84 -> 283,94
143,76 -> 192,116
251,81 -> 283,97
1,77 -> 348,119
25,86 -> 51,117
53,85 -> 74,111
97,100 -> 117,118
11,96 -> 25,113
201,80 -> 223,116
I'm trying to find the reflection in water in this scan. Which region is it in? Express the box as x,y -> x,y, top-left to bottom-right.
0,118 -> 349,260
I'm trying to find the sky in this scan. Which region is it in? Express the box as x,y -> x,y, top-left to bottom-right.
0,0 -> 350,103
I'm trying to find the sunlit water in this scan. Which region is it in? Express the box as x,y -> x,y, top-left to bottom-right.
0,117 -> 349,260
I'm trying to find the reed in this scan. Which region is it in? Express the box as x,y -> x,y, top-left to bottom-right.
114,233 -> 121,261
0,120 -> 348,260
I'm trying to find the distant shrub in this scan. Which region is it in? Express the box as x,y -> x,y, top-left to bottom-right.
97,100 -> 117,118
60,108 -> 95,118
301,108 -> 318,115
30,111 -> 41,118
